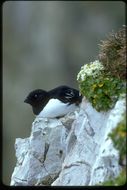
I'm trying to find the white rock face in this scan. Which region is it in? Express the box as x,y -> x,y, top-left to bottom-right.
10,98 -> 125,186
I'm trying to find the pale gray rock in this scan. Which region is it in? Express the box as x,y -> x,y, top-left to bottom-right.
52,97 -> 125,186
10,112 -> 77,186
10,97 -> 125,186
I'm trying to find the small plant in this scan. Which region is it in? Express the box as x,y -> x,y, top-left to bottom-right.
77,60 -> 125,112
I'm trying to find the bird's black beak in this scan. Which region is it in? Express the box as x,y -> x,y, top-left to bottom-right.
24,98 -> 29,103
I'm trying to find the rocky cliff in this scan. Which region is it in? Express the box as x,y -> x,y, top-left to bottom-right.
10,97 -> 125,186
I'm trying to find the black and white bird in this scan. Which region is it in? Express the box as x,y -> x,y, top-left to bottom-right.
24,85 -> 82,118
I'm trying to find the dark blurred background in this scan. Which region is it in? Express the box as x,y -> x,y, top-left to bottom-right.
2,1 -> 125,185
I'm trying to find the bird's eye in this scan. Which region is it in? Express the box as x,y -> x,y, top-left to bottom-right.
34,94 -> 38,98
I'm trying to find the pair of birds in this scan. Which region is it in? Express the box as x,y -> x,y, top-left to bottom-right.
24,85 -> 82,118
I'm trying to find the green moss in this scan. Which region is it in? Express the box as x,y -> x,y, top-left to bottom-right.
99,169 -> 126,186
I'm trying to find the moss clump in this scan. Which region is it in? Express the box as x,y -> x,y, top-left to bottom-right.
98,26 -> 126,80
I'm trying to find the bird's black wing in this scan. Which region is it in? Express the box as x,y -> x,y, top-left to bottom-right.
49,86 -> 82,105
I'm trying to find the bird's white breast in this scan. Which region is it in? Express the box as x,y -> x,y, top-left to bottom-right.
37,98 -> 77,118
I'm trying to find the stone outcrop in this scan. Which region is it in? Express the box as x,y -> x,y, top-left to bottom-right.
10,97 -> 125,186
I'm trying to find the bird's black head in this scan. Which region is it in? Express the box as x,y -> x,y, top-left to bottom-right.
24,89 -> 50,115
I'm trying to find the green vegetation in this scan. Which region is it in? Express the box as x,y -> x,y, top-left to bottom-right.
77,60 -> 125,112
